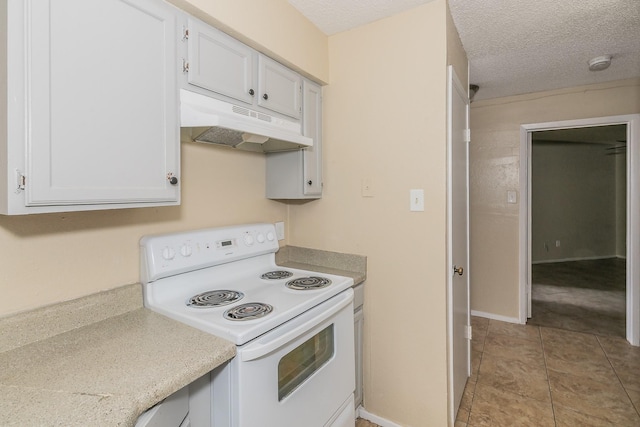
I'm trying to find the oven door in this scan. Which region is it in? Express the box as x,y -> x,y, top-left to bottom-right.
226,289 -> 355,427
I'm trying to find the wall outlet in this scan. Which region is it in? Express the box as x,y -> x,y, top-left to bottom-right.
555,240 -> 561,248
361,178 -> 374,197
275,222 -> 285,240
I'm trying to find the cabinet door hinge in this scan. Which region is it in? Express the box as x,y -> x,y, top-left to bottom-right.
182,59 -> 189,73
464,325 -> 472,340
182,27 -> 189,41
464,129 -> 471,143
15,170 -> 25,192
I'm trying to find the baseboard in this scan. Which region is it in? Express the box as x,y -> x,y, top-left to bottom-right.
471,310 -> 522,324
357,407 -> 403,427
532,255 -> 619,264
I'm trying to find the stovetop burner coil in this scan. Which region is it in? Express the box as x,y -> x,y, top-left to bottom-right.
224,302 -> 273,321
260,270 -> 293,280
286,276 -> 332,290
187,290 -> 244,308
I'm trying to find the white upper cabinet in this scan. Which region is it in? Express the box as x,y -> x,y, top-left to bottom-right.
185,18 -> 255,105
183,19 -> 301,120
266,79 -> 322,199
258,55 -> 302,119
1,0 -> 180,214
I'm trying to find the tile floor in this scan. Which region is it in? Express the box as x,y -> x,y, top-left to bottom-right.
528,258 -> 626,337
456,316 -> 640,426
357,316 -> 640,426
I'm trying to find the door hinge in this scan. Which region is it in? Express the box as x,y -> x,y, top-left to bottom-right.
15,170 -> 25,192
464,129 -> 471,143
182,59 -> 189,73
182,27 -> 189,41
464,325 -> 472,340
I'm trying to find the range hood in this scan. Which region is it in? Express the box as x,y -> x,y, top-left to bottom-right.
180,89 -> 312,153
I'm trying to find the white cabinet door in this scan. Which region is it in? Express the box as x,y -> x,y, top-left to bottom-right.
186,18 -> 255,105
258,55 -> 301,119
23,0 -> 179,208
301,80 -> 322,196
265,79 -> 322,199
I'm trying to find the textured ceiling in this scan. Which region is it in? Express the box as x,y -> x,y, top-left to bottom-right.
449,0 -> 640,101
288,0 -> 640,101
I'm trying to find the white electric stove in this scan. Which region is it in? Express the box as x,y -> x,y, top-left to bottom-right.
140,223 -> 356,427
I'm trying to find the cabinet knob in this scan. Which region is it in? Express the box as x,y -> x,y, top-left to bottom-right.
167,173 -> 178,185
249,89 -> 255,96
307,180 -> 313,185
263,93 -> 269,100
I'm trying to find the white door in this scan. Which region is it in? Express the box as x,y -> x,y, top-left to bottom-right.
447,66 -> 471,424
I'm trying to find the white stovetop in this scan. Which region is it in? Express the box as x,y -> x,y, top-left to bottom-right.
144,254 -> 353,345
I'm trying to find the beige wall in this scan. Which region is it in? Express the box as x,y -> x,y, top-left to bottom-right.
470,78 -> 640,319
0,0 -> 327,316
531,142 -> 617,262
288,2 -> 452,425
0,144 -> 289,315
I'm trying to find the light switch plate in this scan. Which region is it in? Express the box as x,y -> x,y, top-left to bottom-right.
410,189 -> 424,211
507,190 -> 517,204
275,222 -> 285,240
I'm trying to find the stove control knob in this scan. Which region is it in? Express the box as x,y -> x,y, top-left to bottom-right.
180,244 -> 193,257
266,231 -> 275,241
244,234 -> 254,246
256,233 -> 266,243
162,246 -> 176,260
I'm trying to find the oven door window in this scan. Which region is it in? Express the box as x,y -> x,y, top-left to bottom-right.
278,325 -> 334,401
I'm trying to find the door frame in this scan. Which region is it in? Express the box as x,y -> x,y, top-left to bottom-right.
446,65 -> 471,424
519,114 -> 640,346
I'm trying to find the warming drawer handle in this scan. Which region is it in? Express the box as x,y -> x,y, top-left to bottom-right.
240,289 -> 353,362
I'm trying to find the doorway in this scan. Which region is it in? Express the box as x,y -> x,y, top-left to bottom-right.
527,125 -> 626,337
519,114 -> 640,346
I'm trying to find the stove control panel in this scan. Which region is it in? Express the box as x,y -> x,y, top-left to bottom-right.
140,223 -> 280,283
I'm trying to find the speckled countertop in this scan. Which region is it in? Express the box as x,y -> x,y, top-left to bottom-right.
0,284 -> 235,427
276,246 -> 367,286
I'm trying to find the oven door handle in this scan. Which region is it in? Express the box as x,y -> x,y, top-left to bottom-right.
240,289 -> 353,362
